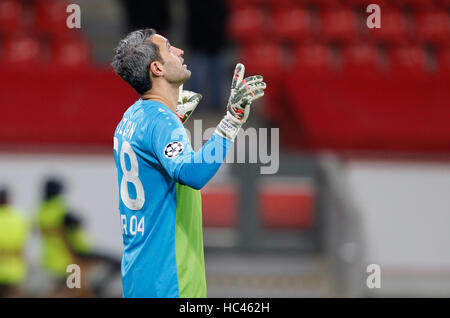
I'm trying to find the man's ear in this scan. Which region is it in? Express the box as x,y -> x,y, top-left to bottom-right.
149,61 -> 164,78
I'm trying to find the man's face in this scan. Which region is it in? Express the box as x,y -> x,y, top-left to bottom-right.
150,34 -> 191,85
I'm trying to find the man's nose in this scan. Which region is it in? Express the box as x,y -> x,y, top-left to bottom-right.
173,47 -> 184,56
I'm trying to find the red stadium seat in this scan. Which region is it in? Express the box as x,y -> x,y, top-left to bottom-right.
389,45 -> 428,74
227,6 -> 266,44
437,0 -> 450,8
0,33 -> 41,67
437,47 -> 450,73
227,0 -> 252,12
0,0 -> 24,33
415,10 -> 450,47
368,9 -> 409,44
293,43 -> 333,73
270,7 -> 314,44
304,0 -> 341,8
319,8 -> 359,43
50,37 -> 91,68
342,42 -> 380,74
201,183 -> 237,228
393,0 -> 436,9
265,0 -> 298,8
259,181 -> 315,230
34,0 -> 73,38
252,0 -> 271,6
240,42 -> 284,79
344,0 -> 388,8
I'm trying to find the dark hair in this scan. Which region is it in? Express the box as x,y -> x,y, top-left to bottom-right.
112,28 -> 163,95
0,187 -> 9,206
44,178 -> 64,200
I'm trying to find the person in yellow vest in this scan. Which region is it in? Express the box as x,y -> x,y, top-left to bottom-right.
36,178 -> 93,296
0,187 -> 30,297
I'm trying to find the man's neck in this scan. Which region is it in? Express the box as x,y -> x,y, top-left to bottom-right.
141,81 -> 180,112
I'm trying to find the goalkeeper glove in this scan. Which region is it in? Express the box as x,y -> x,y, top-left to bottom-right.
215,63 -> 266,141
176,87 -> 202,124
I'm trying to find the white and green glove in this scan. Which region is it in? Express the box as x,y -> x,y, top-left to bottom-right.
215,63 -> 266,141
176,85 -> 202,124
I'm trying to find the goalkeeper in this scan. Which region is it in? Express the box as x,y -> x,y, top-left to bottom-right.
111,28 -> 266,298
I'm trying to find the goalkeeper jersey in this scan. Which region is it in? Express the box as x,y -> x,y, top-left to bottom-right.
114,99 -> 231,298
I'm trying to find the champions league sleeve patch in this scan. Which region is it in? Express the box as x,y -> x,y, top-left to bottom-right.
164,141 -> 184,159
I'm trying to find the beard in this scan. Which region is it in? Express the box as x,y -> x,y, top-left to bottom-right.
166,62 -> 191,85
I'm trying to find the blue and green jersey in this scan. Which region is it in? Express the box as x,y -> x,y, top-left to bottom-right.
114,99 -> 231,298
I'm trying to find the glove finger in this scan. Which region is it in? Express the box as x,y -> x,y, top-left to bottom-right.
240,96 -> 253,110
186,93 -> 202,104
251,90 -> 265,101
181,90 -> 196,101
249,81 -> 266,91
182,98 -> 201,120
239,76 -> 263,91
238,81 -> 266,96
243,75 -> 263,87
231,63 -> 245,90
237,90 -> 264,112
183,101 -> 199,112
243,89 -> 265,102
182,89 -> 195,97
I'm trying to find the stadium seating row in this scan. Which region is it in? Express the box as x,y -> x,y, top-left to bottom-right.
202,182 -> 315,229
241,42 -> 450,76
0,0 -> 90,67
229,0 -> 450,10
228,6 -> 450,46
0,0 -> 76,38
0,33 -> 90,67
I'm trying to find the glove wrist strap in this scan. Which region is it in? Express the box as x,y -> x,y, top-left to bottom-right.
215,113 -> 241,141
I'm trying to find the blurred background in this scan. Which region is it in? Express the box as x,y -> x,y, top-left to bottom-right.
0,0 -> 449,297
